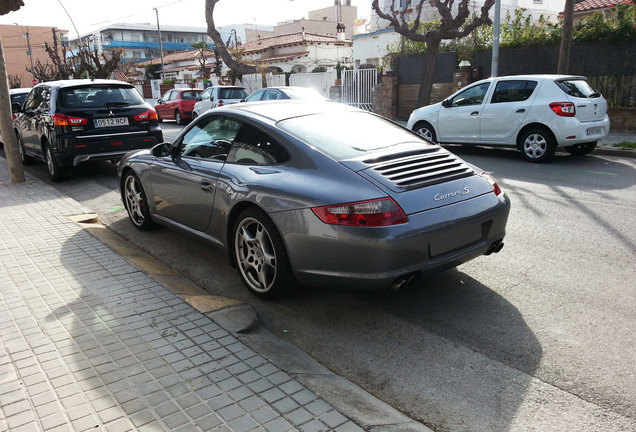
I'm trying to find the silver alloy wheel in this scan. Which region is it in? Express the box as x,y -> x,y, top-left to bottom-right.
522,133 -> 548,159
234,216 -> 277,294
45,146 -> 56,176
124,174 -> 146,226
415,126 -> 434,142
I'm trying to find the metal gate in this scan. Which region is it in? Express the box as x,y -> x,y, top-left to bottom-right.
289,71 -> 337,97
341,68 -> 377,111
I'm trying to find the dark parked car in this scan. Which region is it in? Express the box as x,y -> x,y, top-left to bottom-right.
154,88 -> 203,125
118,101 -> 510,299
13,79 -> 163,181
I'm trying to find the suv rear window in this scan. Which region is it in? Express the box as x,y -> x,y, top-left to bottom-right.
59,86 -> 145,108
219,88 -> 247,99
555,79 -> 601,98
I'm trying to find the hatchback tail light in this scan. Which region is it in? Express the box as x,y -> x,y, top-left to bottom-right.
53,113 -> 88,126
218,100 -> 225,107
550,102 -> 575,117
133,109 -> 158,121
483,172 -> 503,196
312,198 -> 407,226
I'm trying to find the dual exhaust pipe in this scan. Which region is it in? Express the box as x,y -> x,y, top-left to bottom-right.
390,241 -> 505,292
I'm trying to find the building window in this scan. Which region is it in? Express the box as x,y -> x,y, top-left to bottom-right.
131,35 -> 140,42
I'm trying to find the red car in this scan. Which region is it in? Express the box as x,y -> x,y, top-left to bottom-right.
154,88 -> 203,125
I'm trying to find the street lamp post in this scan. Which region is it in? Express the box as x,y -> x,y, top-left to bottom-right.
154,8 -> 165,81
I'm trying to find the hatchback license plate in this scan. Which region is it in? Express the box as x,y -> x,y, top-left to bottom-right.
95,117 -> 129,128
586,126 -> 601,136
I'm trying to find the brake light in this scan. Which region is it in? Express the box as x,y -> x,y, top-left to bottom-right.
133,109 -> 158,121
312,198 -> 407,226
550,102 -> 575,117
53,113 -> 88,126
483,172 -> 503,196
218,100 -> 224,107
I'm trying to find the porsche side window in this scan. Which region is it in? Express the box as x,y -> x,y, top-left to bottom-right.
491,80 -> 537,103
229,125 -> 289,165
450,83 -> 490,107
179,116 -> 240,160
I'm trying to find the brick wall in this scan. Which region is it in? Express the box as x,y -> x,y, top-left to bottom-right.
608,108 -> 636,132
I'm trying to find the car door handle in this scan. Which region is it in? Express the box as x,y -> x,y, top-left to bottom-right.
516,109 -> 526,113
471,111 -> 479,116
200,182 -> 213,192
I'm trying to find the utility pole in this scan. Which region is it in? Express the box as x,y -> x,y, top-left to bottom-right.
154,8 -> 165,80
558,0 -> 575,74
24,29 -> 34,80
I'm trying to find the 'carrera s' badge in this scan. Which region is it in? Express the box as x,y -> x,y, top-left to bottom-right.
434,187 -> 470,201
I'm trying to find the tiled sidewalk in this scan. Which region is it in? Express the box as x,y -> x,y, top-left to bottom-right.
0,166 -> 362,431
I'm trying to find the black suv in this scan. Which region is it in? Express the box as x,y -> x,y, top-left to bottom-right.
13,79 -> 163,181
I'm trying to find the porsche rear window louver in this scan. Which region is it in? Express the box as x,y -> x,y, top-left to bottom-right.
364,147 -> 474,190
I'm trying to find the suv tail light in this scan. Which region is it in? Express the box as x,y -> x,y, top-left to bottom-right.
312,198 -> 407,226
550,102 -> 575,117
53,113 -> 88,126
133,109 -> 158,121
218,100 -> 225,107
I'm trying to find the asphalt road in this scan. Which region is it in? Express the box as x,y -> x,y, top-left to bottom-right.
8,122 -> 636,432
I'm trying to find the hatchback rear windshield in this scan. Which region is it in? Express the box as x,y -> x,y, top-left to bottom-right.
278,111 -> 424,160
59,85 -> 146,108
219,88 -> 247,99
181,90 -> 202,100
555,79 -> 602,98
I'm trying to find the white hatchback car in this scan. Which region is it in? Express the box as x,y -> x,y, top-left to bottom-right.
407,75 -> 610,162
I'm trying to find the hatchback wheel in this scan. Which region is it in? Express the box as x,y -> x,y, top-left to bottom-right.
413,121 -> 437,143
233,208 -> 296,299
123,171 -> 156,230
175,110 -> 185,125
519,128 -> 556,162
565,141 -> 597,156
44,142 -> 67,181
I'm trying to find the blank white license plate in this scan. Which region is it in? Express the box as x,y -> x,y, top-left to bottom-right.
94,117 -> 129,128
586,127 -> 601,136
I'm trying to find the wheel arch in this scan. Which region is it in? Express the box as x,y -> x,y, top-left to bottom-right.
516,122 -> 556,150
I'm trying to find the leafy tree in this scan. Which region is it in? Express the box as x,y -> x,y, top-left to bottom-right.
372,0 -> 495,107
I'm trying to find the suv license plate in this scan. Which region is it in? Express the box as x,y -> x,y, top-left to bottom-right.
586,126 -> 601,136
95,117 -> 129,128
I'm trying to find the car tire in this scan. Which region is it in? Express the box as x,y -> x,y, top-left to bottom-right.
565,141 -> 597,156
519,128 -> 556,163
122,171 -> 157,231
233,207 -> 297,300
175,110 -> 185,125
16,133 -> 35,165
44,141 -> 67,182
412,121 -> 437,143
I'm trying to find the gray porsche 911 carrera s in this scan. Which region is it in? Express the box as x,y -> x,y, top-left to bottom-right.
118,100 -> 510,299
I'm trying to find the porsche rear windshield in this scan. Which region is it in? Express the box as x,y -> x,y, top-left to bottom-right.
278,111 -> 424,159
59,85 -> 146,108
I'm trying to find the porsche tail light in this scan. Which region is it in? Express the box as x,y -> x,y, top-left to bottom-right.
133,109 -> 158,121
483,172 -> 503,196
550,102 -> 575,117
312,198 -> 407,226
53,113 -> 88,126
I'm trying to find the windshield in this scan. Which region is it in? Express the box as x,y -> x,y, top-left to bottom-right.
219,88 -> 247,99
59,85 -> 146,108
278,111 -> 424,160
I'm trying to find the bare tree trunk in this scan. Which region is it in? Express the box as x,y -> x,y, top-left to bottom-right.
558,0 -> 575,74
205,0 -> 257,75
416,35 -> 441,108
0,38 -> 25,183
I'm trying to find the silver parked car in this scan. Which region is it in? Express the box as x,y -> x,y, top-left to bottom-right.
407,74 -> 610,162
118,101 -> 510,299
